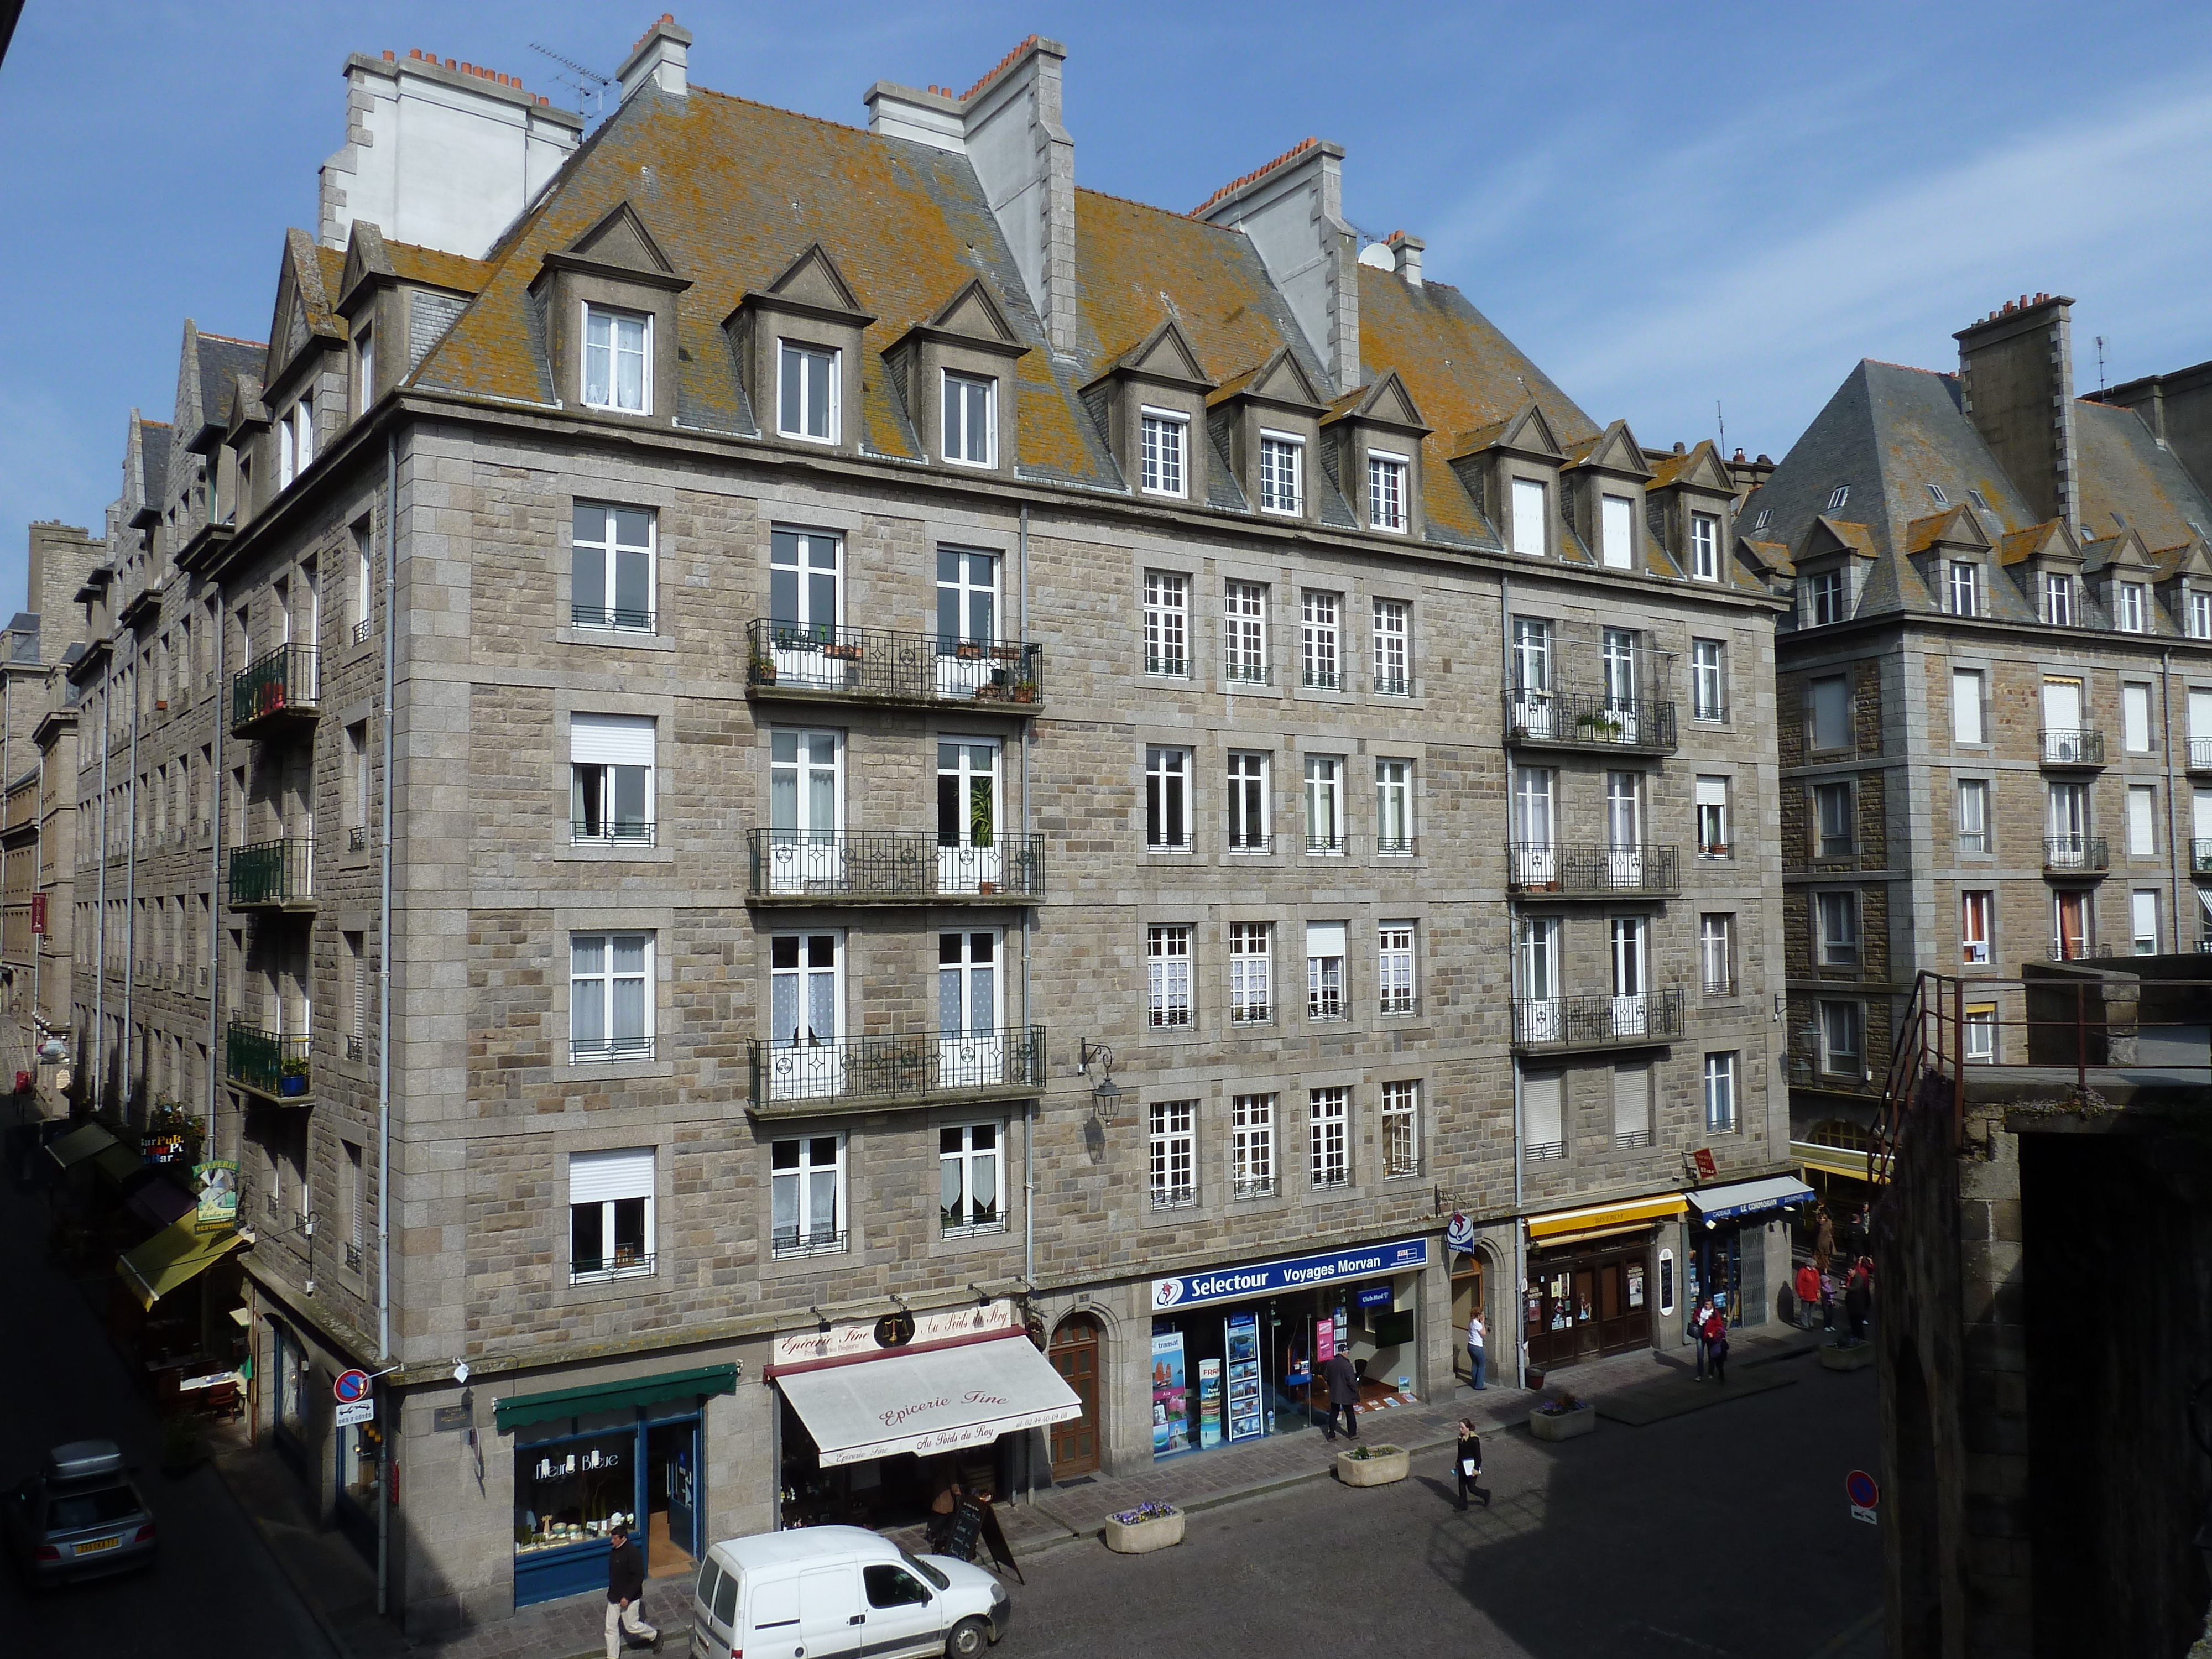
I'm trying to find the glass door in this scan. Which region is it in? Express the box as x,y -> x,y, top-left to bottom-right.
2047,782 -> 2089,867
937,740 -> 1001,893
1511,620 -> 1552,737
1511,768 -> 1556,888
768,933 -> 841,1099
1605,771 -> 1644,888
935,548 -> 1000,697
769,529 -> 843,688
936,930 -> 1002,1087
1516,916 -> 1560,1044
646,1418 -> 700,1578
1602,628 -> 1639,742
768,730 -> 843,893
1610,916 -> 1647,1037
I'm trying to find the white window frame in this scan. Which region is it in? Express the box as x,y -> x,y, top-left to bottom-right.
1690,512 -> 1721,581
1140,408 -> 1188,498
1699,914 -> 1734,994
1696,775 -> 1730,857
570,932 -> 653,1062
776,338 -> 839,443
2123,682 -> 2154,754
1148,1099 -> 1197,1208
1600,493 -> 1634,570
1378,921 -> 1415,1015
1703,1052 -> 1738,1133
1144,571 -> 1189,677
1224,581 -> 1268,684
1961,889 -> 1992,966
568,1147 -> 656,1282
1820,1000 -> 1864,1077
1948,561 -> 1980,617
1510,477 -> 1546,557
2118,581 -> 2147,633
1964,1004 -> 1997,1064
1309,1087 -> 1349,1188
770,1133 -> 846,1257
1303,755 -> 1344,853
942,370 -> 996,468
1953,668 -> 1986,744
1375,758 -> 1413,854
2192,590 -> 2212,640
2127,785 -> 2157,857
1300,591 -> 1342,688
1380,1079 -> 1420,1178
1810,569 -> 1846,627
1146,745 -> 1193,852
2045,572 -> 2075,625
1259,431 -> 1304,515
1146,925 -> 1193,1028
1368,451 -> 1409,533
1817,889 -> 1860,967
1231,1093 -> 1275,1197
1815,781 -> 1854,858
583,304 -> 651,414
571,502 -> 659,635
570,713 -> 656,846
1691,639 -> 1726,722
1307,921 -> 1347,1019
355,324 -> 374,419
1226,751 -> 1270,852
1959,779 -> 1991,854
1827,485 -> 1850,511
1372,597 -> 1411,696
1230,922 -> 1272,1024
938,1121 -> 1005,1237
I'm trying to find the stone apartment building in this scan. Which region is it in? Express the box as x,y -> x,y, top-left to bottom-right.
1740,293 -> 2212,1177
50,19 -> 1793,1632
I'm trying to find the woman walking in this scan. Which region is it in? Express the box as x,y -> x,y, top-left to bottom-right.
1454,1420 -> 1487,1511
1702,1301 -> 1730,1385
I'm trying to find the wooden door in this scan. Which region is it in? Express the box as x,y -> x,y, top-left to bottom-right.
1048,1316 -> 1100,1478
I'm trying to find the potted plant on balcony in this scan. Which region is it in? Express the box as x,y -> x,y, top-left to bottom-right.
279,1057 -> 310,1098
823,640 -> 864,661
749,650 -> 778,686
991,644 -> 1025,662
1528,1387 -> 1595,1441
1103,1501 -> 1183,1554
1575,708 -> 1623,743
1335,1442 -> 1411,1487
955,640 -> 984,661
1011,679 -> 1038,704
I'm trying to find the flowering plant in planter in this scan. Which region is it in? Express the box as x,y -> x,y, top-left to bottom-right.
1110,1501 -> 1177,1524
1536,1388 -> 1584,1416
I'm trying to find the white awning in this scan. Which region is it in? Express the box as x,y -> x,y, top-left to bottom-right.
1684,1175 -> 1817,1224
776,1333 -> 1082,1468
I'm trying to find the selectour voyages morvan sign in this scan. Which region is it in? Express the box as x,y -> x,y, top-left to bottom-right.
1151,1238 -> 1431,1311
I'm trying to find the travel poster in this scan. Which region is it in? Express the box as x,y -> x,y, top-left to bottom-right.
1151,1328 -> 1190,1456
1225,1311 -> 1262,1442
1197,1358 -> 1223,1448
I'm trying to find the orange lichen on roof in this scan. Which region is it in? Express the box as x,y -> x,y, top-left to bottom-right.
1863,358 -> 1946,377
384,239 -> 493,296
1188,137 -> 1321,218
1902,507 -> 1976,554
1997,521 -> 2067,565
959,35 -> 1040,103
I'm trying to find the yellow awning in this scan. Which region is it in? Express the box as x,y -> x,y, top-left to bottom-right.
1526,1192 -> 1687,1241
45,1123 -> 119,1170
1792,1141 -> 1886,1183
117,1217 -> 243,1311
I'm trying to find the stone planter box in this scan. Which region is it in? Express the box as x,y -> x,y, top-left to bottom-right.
1528,1405 -> 1596,1442
1820,1339 -> 1875,1371
1102,1511 -> 1185,1554
1335,1445 -> 1410,1487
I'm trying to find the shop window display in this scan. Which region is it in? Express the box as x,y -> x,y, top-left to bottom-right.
511,1402 -> 703,1608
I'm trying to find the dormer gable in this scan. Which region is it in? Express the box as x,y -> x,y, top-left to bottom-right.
532,201 -> 691,423
1208,347 -> 1328,523
1319,369 -> 1431,537
2155,538 -> 2212,638
724,242 -> 875,450
1081,317 -> 1218,503
265,228 -> 346,406
1560,420 -> 1655,573
1996,519 -> 2085,622
886,278 -> 1031,475
760,239 -> 863,316
2085,528 -> 2159,632
1793,517 -> 1879,628
546,200 -> 685,288
1641,441 -> 1736,582
1905,504 -> 1994,615
1450,399 -> 1559,556
1564,421 -> 1652,482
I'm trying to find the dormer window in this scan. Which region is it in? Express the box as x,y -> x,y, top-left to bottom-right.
1927,483 -> 1949,507
355,324 -> 374,419
1811,568 -> 1846,626
943,372 -> 995,467
1141,409 -> 1187,497
1601,494 -> 1634,569
2045,573 -> 2075,626
584,306 -> 651,413
278,401 -> 314,488
2116,581 -> 2147,633
1827,485 -> 1850,512
778,341 -> 838,442
1260,432 -> 1303,515
1948,561 -> 1981,617
2192,591 -> 2212,639
1691,512 -> 1720,581
1510,478 -> 1546,556
1368,452 -> 1408,533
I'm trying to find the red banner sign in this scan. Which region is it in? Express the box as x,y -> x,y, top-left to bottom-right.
29,893 -> 44,934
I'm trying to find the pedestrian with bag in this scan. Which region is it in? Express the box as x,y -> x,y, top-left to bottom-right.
1819,1268 -> 1836,1332
1794,1261 -> 1821,1331
1467,1310 -> 1488,1390
604,1520 -> 659,1657
1702,1302 -> 1730,1385
1689,1295 -> 1715,1379
1321,1347 -> 1360,1441
1845,1258 -> 1873,1342
1454,1419 -> 1488,1511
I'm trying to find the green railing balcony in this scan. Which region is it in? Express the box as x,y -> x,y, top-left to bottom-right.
231,643 -> 320,736
227,1022 -> 311,1102
228,838 -> 315,910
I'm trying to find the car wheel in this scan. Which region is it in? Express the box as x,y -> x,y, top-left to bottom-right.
946,1616 -> 990,1659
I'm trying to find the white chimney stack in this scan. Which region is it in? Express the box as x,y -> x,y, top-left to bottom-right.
618,13 -> 692,104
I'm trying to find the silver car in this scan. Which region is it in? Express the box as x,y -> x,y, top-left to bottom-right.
2,1441 -> 159,1585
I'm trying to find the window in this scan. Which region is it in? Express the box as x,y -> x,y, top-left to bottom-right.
1381,1080 -> 1420,1176
294,401 -> 316,476
1809,569 -> 1846,626
1144,572 -> 1188,676
1968,488 -> 1990,512
355,324 -> 374,418
1818,890 -> 1860,967
1375,759 -> 1412,854
864,1566 -> 934,1611
278,408 -> 296,489
1300,592 -> 1340,688
768,933 -> 841,1097
583,306 -> 650,413
1511,478 -> 1546,557
2045,573 -> 2074,625
1309,1088 -> 1349,1187
2117,581 -> 2147,633
1147,926 -> 1193,1027
1691,512 -> 1720,581
1303,756 -> 1344,852
1372,597 -> 1410,695
1613,1062 -> 1652,1149
1368,452 -> 1408,531
345,931 -> 368,1056
1523,1070 -> 1564,1160
2132,889 -> 2161,955
1821,1001 -> 1863,1077
936,930 -> 999,1052
1306,921 -> 1346,1019
1378,921 -> 1415,1014
1815,782 -> 1854,858
1809,675 -> 1850,751
1148,1100 -> 1196,1208
2193,591 -> 2212,639
2127,785 -> 2156,857
1610,917 -> 1647,1027
1703,1052 -> 1738,1132
940,1123 -> 1003,1236
341,1140 -> 364,1263
1227,752 -> 1269,852
777,340 -> 837,441
1699,914 -> 1735,995
1601,493 -> 1634,570
1959,779 -> 1991,854
1231,1093 -> 1275,1196
2053,889 -> 2091,959
571,933 -> 651,1060
1146,747 -> 1192,851
1952,668 -> 1985,744
570,714 -> 655,844
1695,776 -> 1730,857
1510,768 -> 1556,886
1512,617 -> 1551,696
2122,683 -> 2152,754
569,1147 -> 654,1280
770,1135 -> 844,1256
769,528 -> 842,644
1140,409 -> 1187,496
936,548 -> 998,651
1259,432 -> 1303,514
1961,889 -> 1992,965
764,729 -> 843,891
2047,780 -> 2090,862
943,372 -> 995,466
1224,582 -> 1268,682
1964,1004 -> 1996,1063
1691,639 -> 1726,722
1927,482 -> 1949,507
1230,922 -> 1271,1024
1827,485 -> 1850,512
1948,561 -> 1980,617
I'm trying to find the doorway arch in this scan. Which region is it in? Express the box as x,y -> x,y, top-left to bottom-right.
1047,1313 -> 1103,1479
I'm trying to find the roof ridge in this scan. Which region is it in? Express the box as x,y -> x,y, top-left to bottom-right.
1188,136 -> 1321,218
197,330 -> 266,347
959,34 -> 1041,103
1863,358 -> 1945,375
1076,182 -> 1245,232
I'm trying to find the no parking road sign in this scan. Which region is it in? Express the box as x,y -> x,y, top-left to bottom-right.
334,1368 -> 372,1404
1847,1469 -> 1879,1525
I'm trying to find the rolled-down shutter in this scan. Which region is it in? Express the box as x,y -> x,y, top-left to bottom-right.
1524,1073 -> 1563,1146
1694,776 -> 1727,808
1305,921 -> 1347,958
571,713 -> 655,767
570,1146 -> 654,1204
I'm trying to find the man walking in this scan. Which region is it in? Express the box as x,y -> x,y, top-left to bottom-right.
1322,1348 -> 1360,1441
1467,1310 -> 1488,1390
605,1520 -> 658,1657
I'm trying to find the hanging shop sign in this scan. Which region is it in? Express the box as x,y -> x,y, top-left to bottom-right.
1150,1238 -> 1430,1312
1357,1284 -> 1394,1311
193,1160 -> 238,1233
1444,1212 -> 1477,1253
771,1298 -> 1018,1369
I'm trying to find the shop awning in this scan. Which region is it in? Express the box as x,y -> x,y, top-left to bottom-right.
776,1332 -> 1082,1468
126,1176 -> 197,1229
91,1144 -> 145,1187
1684,1175 -> 1817,1224
116,1216 -> 243,1311
1526,1192 -> 1688,1246
45,1123 -> 118,1171
492,1363 -> 740,1431
1791,1141 -> 1885,1183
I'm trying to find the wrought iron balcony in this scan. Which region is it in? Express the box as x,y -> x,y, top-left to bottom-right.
747,622 -> 1042,712
1510,990 -> 1687,1053
2042,836 -> 2109,876
2191,838 -> 2212,877
231,644 -> 320,736
226,1022 -> 311,1103
2038,728 -> 2105,768
770,1227 -> 847,1260
747,1025 -> 1047,1117
570,602 -> 657,633
744,831 -> 1045,904
2190,737 -> 2212,775
227,838 -> 315,911
1501,689 -> 1678,754
1506,842 -> 1681,899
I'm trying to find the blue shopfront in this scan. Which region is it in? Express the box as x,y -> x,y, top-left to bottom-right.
496,1364 -> 735,1608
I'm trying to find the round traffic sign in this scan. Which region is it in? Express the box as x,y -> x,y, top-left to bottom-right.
1846,1469 -> 1879,1508
334,1368 -> 372,1405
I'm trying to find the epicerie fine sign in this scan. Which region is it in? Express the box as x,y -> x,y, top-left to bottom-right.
770,1298 -> 1020,1368
1152,1238 -> 1431,1311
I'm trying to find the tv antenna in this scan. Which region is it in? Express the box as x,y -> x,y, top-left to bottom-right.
2095,335 -> 2108,395
530,42 -> 614,121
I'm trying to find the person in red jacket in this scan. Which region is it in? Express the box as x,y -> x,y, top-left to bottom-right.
1794,1261 -> 1821,1330
1702,1303 -> 1730,1384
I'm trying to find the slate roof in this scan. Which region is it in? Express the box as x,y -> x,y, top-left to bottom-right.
196,331 -> 267,430
134,416 -> 171,515
2074,397 -> 2212,556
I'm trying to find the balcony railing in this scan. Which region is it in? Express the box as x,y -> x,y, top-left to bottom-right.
747,622 -> 1042,711
1231,1174 -> 1276,1200
572,819 -> 656,848
570,1250 -> 655,1281
226,1022 -> 311,1101
1506,842 -> 1681,898
2190,738 -> 2212,775
1511,990 -> 1687,1053
744,831 -> 1045,904
2191,839 -> 2212,876
227,838 -> 314,910
2038,728 -> 2105,767
770,1227 -> 847,1260
2047,937 -> 2098,962
1501,689 -> 1678,753
747,1026 -> 1047,1113
570,603 -> 657,633
231,644 -> 320,735
1149,1185 -> 1198,1211
2042,836 -> 2109,875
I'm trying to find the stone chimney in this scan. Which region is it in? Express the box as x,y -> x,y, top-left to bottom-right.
1955,293 -> 2079,535
1386,229 -> 1423,289
2103,358 -> 2212,505
864,37 -> 1077,356
1192,138 -> 1360,395
618,13 -> 691,104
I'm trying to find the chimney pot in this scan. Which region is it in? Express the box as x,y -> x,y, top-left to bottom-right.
444,58 -> 455,70
617,11 -> 691,102
382,49 -> 394,61
1673,441 -> 1686,455
1734,448 -> 1746,462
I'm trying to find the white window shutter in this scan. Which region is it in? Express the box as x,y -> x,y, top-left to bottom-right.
1305,921 -> 1347,958
1523,1072 -> 1562,1144
571,713 -> 656,766
570,1147 -> 655,1204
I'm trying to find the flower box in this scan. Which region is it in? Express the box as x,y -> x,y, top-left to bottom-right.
1528,1403 -> 1595,1442
1334,1444 -> 1409,1487
955,643 -> 984,661
823,643 -> 864,661
1102,1505 -> 1183,1554
1819,1339 -> 1874,1371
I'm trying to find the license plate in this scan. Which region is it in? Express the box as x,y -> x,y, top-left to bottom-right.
74,1536 -> 122,1554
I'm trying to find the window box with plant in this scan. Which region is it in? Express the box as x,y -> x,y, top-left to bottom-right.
1103,1502 -> 1183,1554
1528,1387 -> 1595,1441
279,1057 -> 311,1097
1335,1443 -> 1410,1487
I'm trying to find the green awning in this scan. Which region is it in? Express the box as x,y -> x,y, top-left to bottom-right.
45,1123 -> 119,1171
493,1363 -> 739,1431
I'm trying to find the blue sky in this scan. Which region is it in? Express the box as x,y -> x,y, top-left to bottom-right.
6,2 -> 2212,605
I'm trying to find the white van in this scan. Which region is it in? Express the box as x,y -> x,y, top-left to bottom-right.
688,1525 -> 1010,1659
